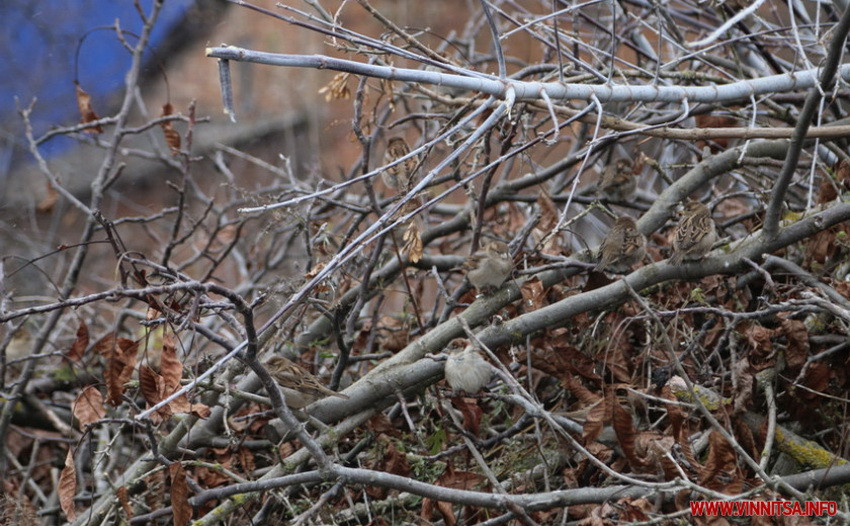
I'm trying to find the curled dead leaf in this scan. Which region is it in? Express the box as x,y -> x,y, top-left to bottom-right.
106,338 -> 138,406
74,82 -> 102,133
519,276 -> 546,311
402,222 -> 423,263
59,448 -> 77,521
536,191 -> 559,233
36,183 -> 58,214
780,317 -> 809,370
116,486 -> 133,519
66,320 -> 89,361
73,385 -> 105,429
160,332 -> 183,391
835,159 -> 850,190
160,103 -> 181,154
139,365 -> 163,407
169,463 -> 191,526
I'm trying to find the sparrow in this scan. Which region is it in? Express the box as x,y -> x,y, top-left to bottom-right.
463,241 -> 513,295
670,200 -> 718,265
598,158 -> 637,202
264,355 -> 349,409
594,216 -> 646,272
382,137 -> 418,192
444,342 -> 491,394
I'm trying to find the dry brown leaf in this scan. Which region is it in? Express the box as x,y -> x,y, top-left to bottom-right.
139,345 -> 209,420
612,392 -> 640,470
365,436 -> 411,499
169,463 -> 191,526
536,191 -> 559,233
59,448 -> 77,521
144,470 -> 166,511
189,402 -> 211,419
422,464 -> 485,524
36,183 -> 58,214
66,320 -> 89,361
73,385 -> 105,429
799,362 -> 830,401
160,333 -> 182,391
700,431 -> 739,493
645,434 -> 678,479
744,324 -> 773,350
194,463 -> 230,490
421,498 -> 456,526
519,276 -> 546,312
559,371 -> 600,405
367,414 -> 397,436
145,306 -> 161,322
664,385 -> 687,440
806,227 -> 841,264
438,464 -> 485,490
733,418 -> 758,463
382,439 -> 411,478
780,317 -> 809,370
167,394 -> 192,414
435,500 -> 457,526
601,336 -> 634,383
160,103 -> 181,154
378,315 -> 409,352
582,396 -> 608,444
74,82 -> 102,133
817,174 -> 838,203
695,114 -> 737,151
116,486 -> 133,519
615,497 -> 653,522
451,396 -> 483,436
106,338 -> 138,406
237,448 -> 255,474
403,222 -> 423,263
836,159 -> 850,190
138,365 -> 163,406
741,323 -> 775,370
92,333 -> 117,356
211,224 -> 238,252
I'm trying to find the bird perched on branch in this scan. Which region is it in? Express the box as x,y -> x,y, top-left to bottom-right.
670,200 -> 717,265
598,158 -> 637,202
463,241 -> 513,295
595,216 -> 646,272
382,137 -> 418,192
264,355 -> 349,409
444,342 -> 491,394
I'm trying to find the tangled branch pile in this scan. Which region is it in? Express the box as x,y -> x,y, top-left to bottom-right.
3,1 -> 850,524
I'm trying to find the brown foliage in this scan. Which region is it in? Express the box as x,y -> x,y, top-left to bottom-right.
74,81 -> 102,133
160,103 -> 182,154
58,449 -> 77,521
66,320 -> 89,361
169,463 -> 191,526
72,385 -> 105,429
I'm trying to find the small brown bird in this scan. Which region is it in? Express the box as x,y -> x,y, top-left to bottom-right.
463,241 -> 513,294
670,200 -> 717,265
264,355 -> 349,409
595,216 -> 646,272
598,158 -> 637,202
444,343 -> 491,394
382,137 -> 418,192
